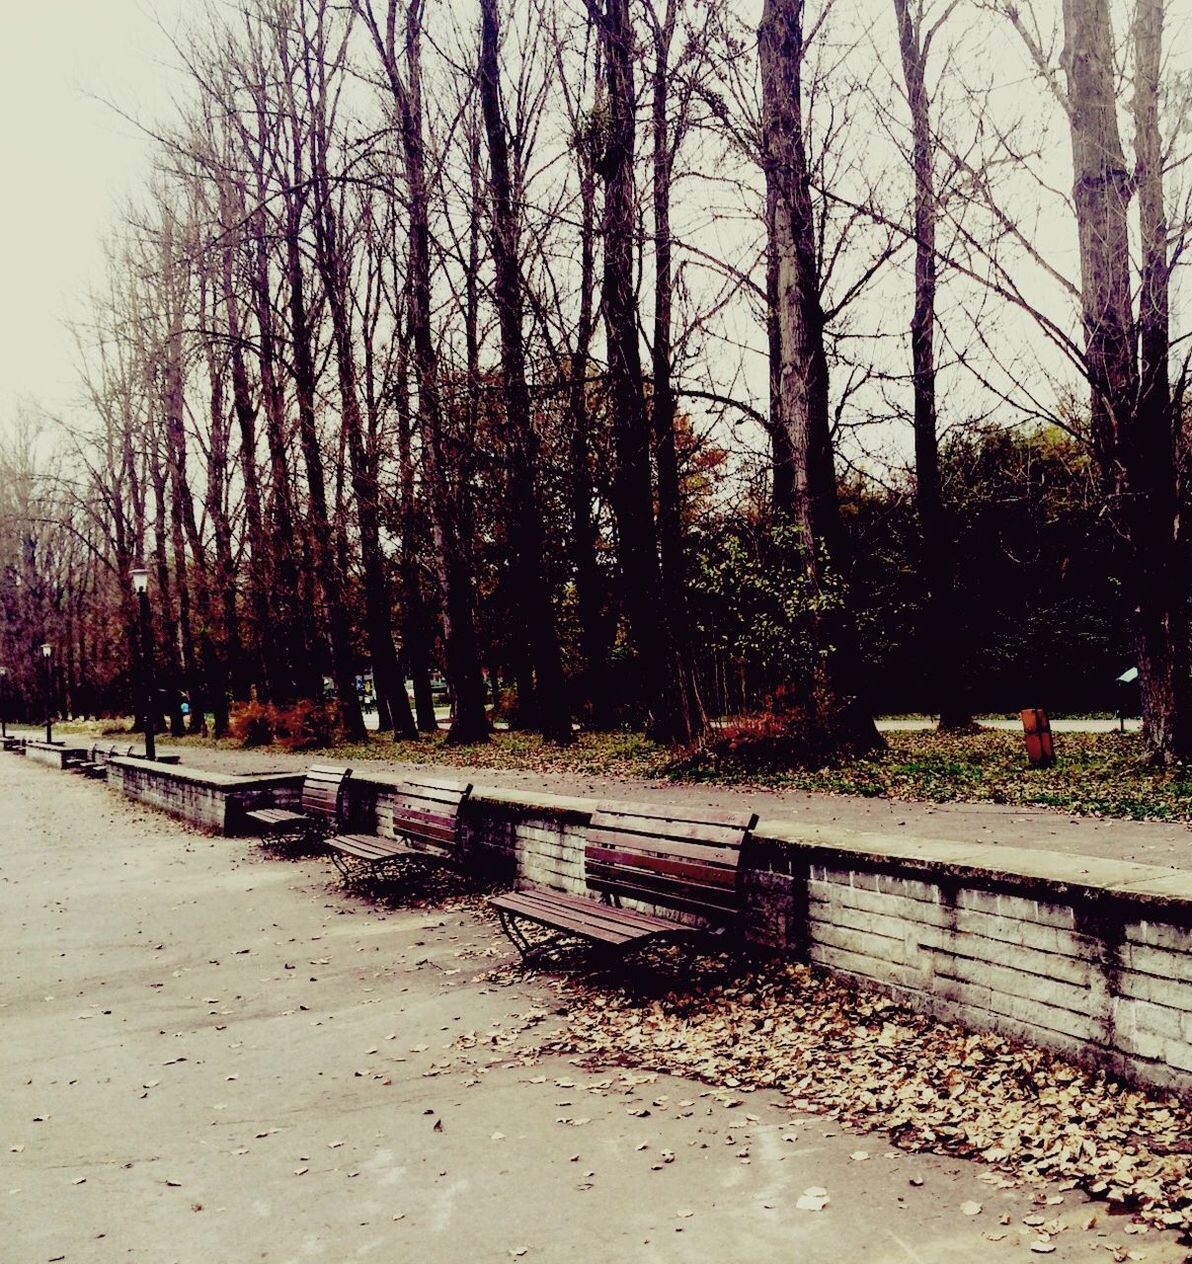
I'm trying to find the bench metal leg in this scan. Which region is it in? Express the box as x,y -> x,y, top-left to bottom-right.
494,909 -> 572,964
327,850 -> 360,886
495,908 -> 534,958
494,910 -> 612,968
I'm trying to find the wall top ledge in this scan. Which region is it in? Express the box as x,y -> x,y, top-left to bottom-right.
347,771 -> 596,820
108,757 -> 301,791
753,819 -> 1192,912
470,785 -> 595,818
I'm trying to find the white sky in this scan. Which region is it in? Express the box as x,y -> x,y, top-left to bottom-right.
2,0 -> 1189,468
0,0 -> 185,425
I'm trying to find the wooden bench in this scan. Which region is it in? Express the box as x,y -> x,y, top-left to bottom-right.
244,764 -> 351,848
324,776 -> 472,886
70,744 -> 107,777
490,801 -> 758,963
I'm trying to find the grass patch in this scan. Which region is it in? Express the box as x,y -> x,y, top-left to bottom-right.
37,717 -> 1192,822
743,729 -> 1192,821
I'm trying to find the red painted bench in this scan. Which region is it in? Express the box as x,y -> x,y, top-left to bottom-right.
245,764 -> 351,847
324,775 -> 472,886
490,801 -> 758,963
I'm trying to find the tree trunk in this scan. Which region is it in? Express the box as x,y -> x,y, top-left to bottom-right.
395,324 -> 439,734
892,0 -> 971,731
758,0 -> 881,756
478,0 -> 572,744
218,183 -> 271,704
272,34 -> 367,741
357,0 -> 489,743
1060,0 -> 1187,759
587,0 -> 688,743
649,3 -> 707,745
304,26 -> 417,741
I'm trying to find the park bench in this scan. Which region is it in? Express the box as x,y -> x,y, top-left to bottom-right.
70,744 -> 107,777
324,775 -> 472,887
490,801 -> 759,964
244,764 -> 351,848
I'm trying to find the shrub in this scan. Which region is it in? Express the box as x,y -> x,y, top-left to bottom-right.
671,694 -> 872,776
275,700 -> 339,752
230,700 -> 342,750
231,701 -> 275,747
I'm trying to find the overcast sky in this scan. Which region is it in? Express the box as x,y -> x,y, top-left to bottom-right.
4,0 -> 1190,467
0,1 -> 186,426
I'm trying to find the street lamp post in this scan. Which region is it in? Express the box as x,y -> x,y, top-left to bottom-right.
41,643 -> 53,743
131,567 -> 156,762
0,665 -> 7,738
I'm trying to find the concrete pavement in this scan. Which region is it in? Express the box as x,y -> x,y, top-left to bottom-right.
4,755 -> 1185,1262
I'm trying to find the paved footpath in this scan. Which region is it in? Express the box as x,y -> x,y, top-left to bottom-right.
150,740 -> 1192,872
2,756 -> 1187,1263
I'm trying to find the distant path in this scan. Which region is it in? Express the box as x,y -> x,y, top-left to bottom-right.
11,720 -> 1183,870
876,717 -> 1140,733
161,741 -> 1190,873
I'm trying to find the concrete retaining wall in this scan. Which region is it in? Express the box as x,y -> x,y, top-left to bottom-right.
23,741 -> 86,770
97,759 -> 1192,1098
107,757 -> 303,834
743,824 -> 1192,1098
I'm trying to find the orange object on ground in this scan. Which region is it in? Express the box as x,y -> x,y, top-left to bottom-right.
1020,708 -> 1055,767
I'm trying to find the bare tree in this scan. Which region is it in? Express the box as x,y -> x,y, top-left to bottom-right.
759,0 -> 881,756
477,0 -> 573,743
356,0 -> 491,743
890,0 -> 971,730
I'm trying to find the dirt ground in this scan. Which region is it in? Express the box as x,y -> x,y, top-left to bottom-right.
2,754 -> 1187,1263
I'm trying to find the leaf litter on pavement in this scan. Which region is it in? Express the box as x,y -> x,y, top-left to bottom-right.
472,959 -> 1191,1242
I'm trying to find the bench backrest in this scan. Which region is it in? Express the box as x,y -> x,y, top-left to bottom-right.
300,764 -> 352,822
386,776 -> 472,860
584,801 -> 758,925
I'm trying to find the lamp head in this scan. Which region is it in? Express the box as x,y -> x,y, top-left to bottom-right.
40,643 -> 52,659
131,567 -> 150,595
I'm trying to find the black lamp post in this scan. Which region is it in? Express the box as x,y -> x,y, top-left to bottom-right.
41,643 -> 53,743
132,567 -> 156,762
0,665 -> 7,738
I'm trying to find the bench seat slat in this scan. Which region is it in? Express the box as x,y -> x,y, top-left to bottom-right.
392,792 -> 469,814
494,888 -> 680,934
401,776 -> 471,797
246,807 -> 308,828
384,805 -> 463,835
589,801 -> 758,832
491,892 -> 660,944
586,875 -> 739,919
326,833 -> 447,864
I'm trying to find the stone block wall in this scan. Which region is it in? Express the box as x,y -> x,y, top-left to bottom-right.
107,758 -> 302,834
90,758 -> 1192,1099
23,742 -> 84,770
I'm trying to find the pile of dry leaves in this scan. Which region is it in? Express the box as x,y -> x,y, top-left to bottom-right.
517,961 -> 1190,1238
